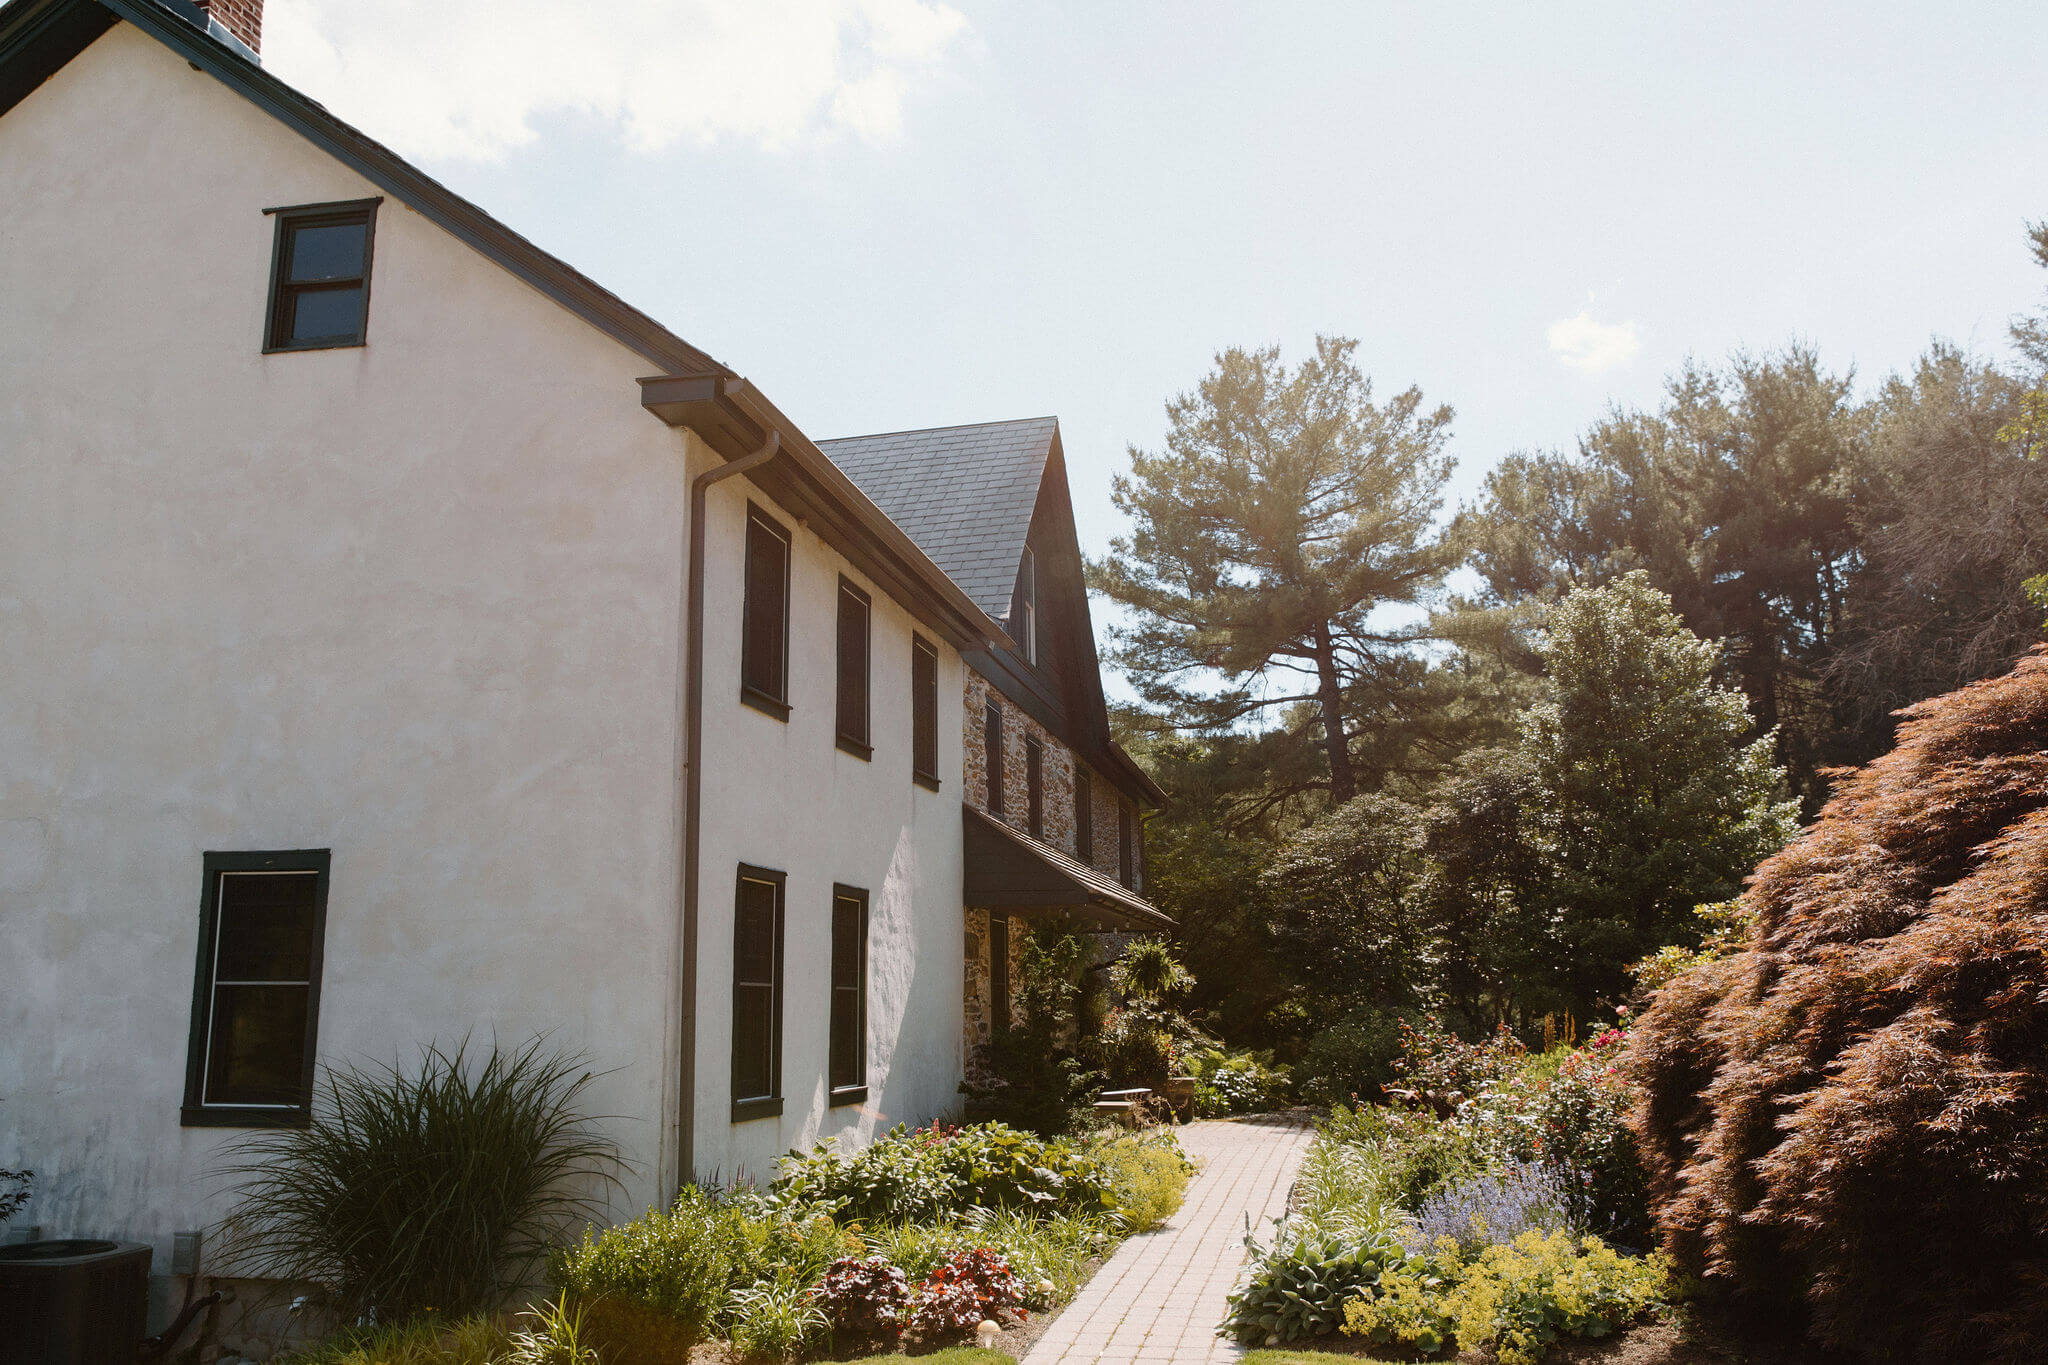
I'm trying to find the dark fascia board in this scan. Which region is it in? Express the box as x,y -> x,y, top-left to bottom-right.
641,373 -> 1009,656
0,0 -> 729,379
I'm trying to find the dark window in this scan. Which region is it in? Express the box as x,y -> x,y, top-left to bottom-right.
829,885 -> 868,1102
183,850 -> 330,1126
741,505 -> 791,718
984,699 -> 1005,816
1026,737 -> 1044,839
911,635 -> 940,790
1013,546 -> 1038,665
264,200 -> 378,352
836,578 -> 871,758
1118,803 -> 1134,887
989,912 -> 1011,1035
731,866 -> 785,1120
1075,773 -> 1093,864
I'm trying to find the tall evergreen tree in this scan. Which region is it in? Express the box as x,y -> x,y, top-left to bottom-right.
1092,336 -> 1454,804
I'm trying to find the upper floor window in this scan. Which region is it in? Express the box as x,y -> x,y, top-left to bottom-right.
1118,802 -> 1135,888
183,850 -> 330,1127
741,504 -> 791,718
985,699 -> 1005,816
1013,546 -> 1038,665
1075,772 -> 1093,864
1025,737 -> 1044,839
835,578 -> 871,758
911,635 -> 940,790
264,199 -> 378,352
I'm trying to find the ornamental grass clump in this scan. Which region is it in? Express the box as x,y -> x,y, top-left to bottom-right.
216,1039 -> 619,1325
1629,646 -> 2048,1361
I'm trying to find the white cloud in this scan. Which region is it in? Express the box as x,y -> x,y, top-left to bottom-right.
263,0 -> 970,163
1546,310 -> 1641,374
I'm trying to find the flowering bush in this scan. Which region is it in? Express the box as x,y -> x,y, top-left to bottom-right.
1526,1028 -> 1649,1243
1407,1160 -> 1566,1255
1383,1018 -> 1526,1119
811,1255 -> 909,1351
906,1248 -> 1026,1338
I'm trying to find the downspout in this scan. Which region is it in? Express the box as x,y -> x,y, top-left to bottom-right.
675,428 -> 779,1193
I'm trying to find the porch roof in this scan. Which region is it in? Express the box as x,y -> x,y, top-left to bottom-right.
961,805 -> 1173,932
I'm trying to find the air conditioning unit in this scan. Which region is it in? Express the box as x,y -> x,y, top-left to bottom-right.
0,1238 -> 152,1365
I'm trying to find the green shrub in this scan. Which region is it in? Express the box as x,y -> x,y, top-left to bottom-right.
217,1039 -> 619,1324
548,1186 -> 756,1355
1294,1006 -> 1405,1107
1224,1217 -> 1412,1345
1186,1046 -> 1290,1116
1092,1132 -> 1191,1232
772,1122 -> 1118,1224
1344,1230 -> 1672,1365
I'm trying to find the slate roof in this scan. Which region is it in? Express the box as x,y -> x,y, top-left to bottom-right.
818,417 -> 1057,622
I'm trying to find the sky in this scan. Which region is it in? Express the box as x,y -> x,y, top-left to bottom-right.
263,0 -> 2048,565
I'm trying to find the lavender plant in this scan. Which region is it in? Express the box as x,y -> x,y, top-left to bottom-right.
1406,1159 -> 1565,1255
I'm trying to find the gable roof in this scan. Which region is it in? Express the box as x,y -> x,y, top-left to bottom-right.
818,417 -> 1057,623
0,0 -> 728,381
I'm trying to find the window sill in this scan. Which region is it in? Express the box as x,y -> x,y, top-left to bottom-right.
731,1096 -> 784,1123
828,1085 -> 869,1108
740,686 -> 791,721
262,337 -> 366,354
181,1105 -> 310,1129
836,735 -> 873,761
913,771 -> 942,793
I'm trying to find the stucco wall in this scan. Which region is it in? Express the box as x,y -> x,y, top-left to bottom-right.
690,485 -> 968,1179
0,17 -> 969,1285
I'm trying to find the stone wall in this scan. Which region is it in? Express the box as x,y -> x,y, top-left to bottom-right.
963,668 -> 1137,883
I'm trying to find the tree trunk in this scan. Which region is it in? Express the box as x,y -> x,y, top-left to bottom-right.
1312,618 -> 1357,804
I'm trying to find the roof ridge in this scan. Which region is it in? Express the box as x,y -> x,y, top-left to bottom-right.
819,415 -> 1058,445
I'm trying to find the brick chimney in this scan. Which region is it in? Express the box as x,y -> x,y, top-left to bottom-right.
194,0 -> 263,55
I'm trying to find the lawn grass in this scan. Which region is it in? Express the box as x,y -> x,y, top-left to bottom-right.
820,1351 -> 1017,1365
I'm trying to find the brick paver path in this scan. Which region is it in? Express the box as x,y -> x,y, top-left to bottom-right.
1023,1113 -> 1313,1365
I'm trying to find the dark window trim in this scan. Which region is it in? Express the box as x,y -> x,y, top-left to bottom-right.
730,863 -> 786,1123
181,849 -> 331,1128
911,634 -> 941,791
828,882 -> 869,1105
261,198 -> 380,354
740,502 -> 793,721
835,577 -> 873,760
985,699 -> 1005,817
1025,736 -> 1044,840
1014,545 -> 1038,666
1118,803 -> 1134,888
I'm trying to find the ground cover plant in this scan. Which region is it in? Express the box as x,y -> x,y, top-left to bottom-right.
1628,646 -> 2048,1361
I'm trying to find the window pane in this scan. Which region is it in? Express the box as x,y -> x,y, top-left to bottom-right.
985,702 -> 1004,815
989,914 -> 1009,1032
214,871 -> 318,981
288,221 -> 367,282
743,515 -> 788,700
1076,777 -> 1093,863
205,984 -> 309,1106
733,984 -> 774,1099
288,284 -> 364,342
837,586 -> 868,745
736,879 -> 777,985
912,639 -> 937,778
1026,740 -> 1043,838
831,897 -> 861,987
830,989 -> 861,1088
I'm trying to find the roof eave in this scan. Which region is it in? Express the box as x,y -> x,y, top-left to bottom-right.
640,373 -> 1011,655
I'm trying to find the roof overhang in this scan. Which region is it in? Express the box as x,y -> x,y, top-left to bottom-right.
641,373 -> 1010,655
962,804 -> 1173,932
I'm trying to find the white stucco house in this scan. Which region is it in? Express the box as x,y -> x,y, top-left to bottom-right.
0,0 -> 1167,1312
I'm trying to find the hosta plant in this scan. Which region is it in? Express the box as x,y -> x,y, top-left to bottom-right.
1223,1217 -> 1410,1345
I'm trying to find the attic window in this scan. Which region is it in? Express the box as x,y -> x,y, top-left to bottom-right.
263,199 -> 379,352
1013,546 -> 1038,665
